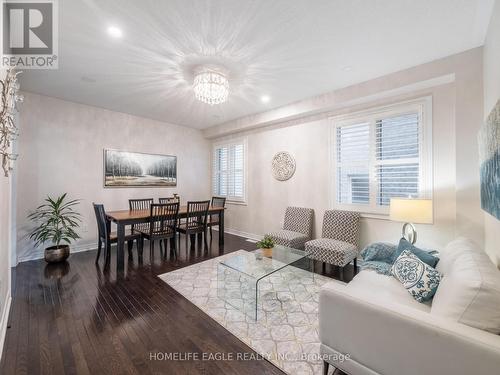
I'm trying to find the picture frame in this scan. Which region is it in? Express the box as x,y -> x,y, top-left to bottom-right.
478,100 -> 500,219
103,149 -> 177,188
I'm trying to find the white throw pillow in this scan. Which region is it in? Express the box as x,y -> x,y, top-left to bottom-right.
391,250 -> 441,303
436,237 -> 480,275
431,238 -> 500,334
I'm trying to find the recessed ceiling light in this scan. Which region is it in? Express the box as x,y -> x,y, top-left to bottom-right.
261,95 -> 271,103
107,26 -> 123,38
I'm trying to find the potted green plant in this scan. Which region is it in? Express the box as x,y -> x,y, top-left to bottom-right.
28,193 -> 82,263
256,235 -> 275,257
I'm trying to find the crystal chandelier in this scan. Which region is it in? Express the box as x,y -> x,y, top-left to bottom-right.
193,70 -> 229,105
0,69 -> 23,177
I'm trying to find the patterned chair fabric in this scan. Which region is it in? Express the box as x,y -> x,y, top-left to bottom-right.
305,210 -> 360,267
305,238 -> 358,266
266,206 -> 314,250
267,230 -> 309,250
321,210 -> 360,246
283,206 -> 314,238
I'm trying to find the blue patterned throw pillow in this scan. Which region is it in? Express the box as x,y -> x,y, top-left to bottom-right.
391,238 -> 439,268
391,250 -> 442,303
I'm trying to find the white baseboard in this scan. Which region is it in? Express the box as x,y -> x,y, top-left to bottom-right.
17,241 -> 97,263
17,229 -> 263,263
0,292 -> 12,359
214,228 -> 262,241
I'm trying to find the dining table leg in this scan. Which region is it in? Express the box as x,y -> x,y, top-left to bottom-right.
219,210 -> 224,246
116,222 -> 125,272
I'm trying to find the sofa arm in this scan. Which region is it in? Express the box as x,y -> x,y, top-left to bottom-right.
319,282 -> 500,375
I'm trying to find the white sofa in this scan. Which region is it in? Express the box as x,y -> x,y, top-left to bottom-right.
319,238 -> 500,375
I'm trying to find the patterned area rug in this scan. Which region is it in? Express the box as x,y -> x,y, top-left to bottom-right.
159,250 -> 343,374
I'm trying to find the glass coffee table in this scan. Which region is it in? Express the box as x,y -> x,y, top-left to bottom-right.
217,245 -> 313,320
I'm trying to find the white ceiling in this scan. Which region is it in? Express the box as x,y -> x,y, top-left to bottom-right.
20,0 -> 494,129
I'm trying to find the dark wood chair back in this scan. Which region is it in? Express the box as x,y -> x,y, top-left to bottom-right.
149,203 -> 179,235
129,198 -> 153,211
93,203 -> 109,241
186,200 -> 210,228
210,196 -> 226,223
158,197 -> 180,204
211,196 -> 226,208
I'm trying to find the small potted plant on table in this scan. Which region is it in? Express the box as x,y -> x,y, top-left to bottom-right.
256,235 -> 275,258
28,193 -> 82,263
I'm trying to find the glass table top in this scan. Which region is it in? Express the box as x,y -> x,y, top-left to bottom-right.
219,245 -> 306,280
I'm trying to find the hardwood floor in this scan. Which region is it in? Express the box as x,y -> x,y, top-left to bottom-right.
1,233 -> 352,375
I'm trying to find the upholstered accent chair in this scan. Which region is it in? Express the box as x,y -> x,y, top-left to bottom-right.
305,210 -> 360,280
266,206 -> 314,250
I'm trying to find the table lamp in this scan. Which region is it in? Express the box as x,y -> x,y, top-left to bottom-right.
389,198 -> 433,244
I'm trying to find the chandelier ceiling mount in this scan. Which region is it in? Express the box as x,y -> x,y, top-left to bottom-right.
193,66 -> 229,105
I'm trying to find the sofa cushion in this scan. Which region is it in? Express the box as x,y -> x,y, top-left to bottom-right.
431,238 -> 500,334
436,237 -> 478,275
391,238 -> 439,268
305,238 -> 358,267
346,270 -> 431,312
391,250 -> 441,303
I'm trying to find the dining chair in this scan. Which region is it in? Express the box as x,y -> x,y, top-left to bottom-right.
129,198 -> 153,232
158,196 -> 180,204
136,203 -> 179,257
207,196 -> 226,241
93,203 -> 142,266
176,200 -> 210,250
129,198 -> 153,210
159,197 -> 182,227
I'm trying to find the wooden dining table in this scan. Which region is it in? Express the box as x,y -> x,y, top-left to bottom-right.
106,206 -> 225,271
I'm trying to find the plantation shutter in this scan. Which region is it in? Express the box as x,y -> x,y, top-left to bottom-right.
213,141 -> 245,201
336,122 -> 370,205
375,113 -> 420,206
213,146 -> 228,196
334,104 -> 426,214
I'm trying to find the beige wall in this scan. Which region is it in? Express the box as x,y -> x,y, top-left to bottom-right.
209,48 -> 484,251
0,68 -> 12,356
16,93 -> 211,262
483,0 -> 500,265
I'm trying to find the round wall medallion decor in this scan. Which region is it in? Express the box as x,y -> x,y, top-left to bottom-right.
272,151 -> 296,181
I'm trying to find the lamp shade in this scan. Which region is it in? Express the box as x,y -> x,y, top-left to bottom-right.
389,198 -> 433,224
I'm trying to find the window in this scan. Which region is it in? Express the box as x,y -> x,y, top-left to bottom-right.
332,98 -> 432,215
212,139 -> 246,203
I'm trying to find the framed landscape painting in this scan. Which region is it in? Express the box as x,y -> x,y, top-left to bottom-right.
478,100 -> 500,219
104,149 -> 177,187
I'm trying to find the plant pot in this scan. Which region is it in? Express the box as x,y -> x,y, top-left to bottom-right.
45,245 -> 70,263
260,247 -> 273,258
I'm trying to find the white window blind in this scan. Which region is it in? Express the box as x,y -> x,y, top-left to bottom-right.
336,122 -> 370,205
375,113 -> 420,206
333,100 -> 431,215
213,141 -> 246,202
